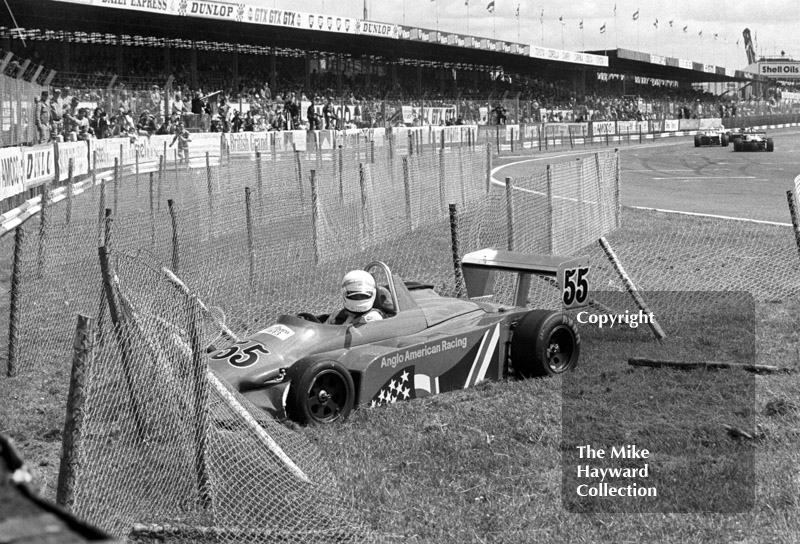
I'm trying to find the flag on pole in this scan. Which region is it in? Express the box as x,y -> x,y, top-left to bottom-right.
682,25 -> 688,33
669,20 -> 673,27
600,23 -> 606,34
632,9 -> 639,20
613,4 -> 616,15
698,30 -> 703,37
540,9 -> 544,23
515,4 -> 520,18
579,20 -> 583,29
486,1 -> 495,13
653,19 -> 658,28
714,33 -> 718,40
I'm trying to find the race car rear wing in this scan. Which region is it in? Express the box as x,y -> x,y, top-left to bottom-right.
461,248 -> 590,309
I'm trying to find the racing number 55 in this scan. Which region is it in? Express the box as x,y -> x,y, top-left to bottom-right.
210,342 -> 270,368
562,266 -> 590,308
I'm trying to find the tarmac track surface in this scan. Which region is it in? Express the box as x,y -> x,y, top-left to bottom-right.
491,128 -> 800,224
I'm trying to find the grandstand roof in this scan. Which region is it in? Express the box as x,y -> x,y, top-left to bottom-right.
3,0 -> 760,85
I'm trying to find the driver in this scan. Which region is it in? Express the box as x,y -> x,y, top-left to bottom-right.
326,270 -> 385,325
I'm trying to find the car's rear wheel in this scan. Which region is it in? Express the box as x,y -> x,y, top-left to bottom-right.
694,135 -> 701,147
721,134 -> 729,147
733,139 -> 742,151
286,359 -> 355,424
767,139 -> 774,152
510,310 -> 580,378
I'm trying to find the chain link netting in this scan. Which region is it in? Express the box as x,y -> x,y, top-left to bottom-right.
4,135 -> 800,539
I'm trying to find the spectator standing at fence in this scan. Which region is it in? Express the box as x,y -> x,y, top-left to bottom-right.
307,97 -> 321,130
50,89 -> 64,140
172,91 -> 188,123
35,91 -> 51,144
91,107 -> 109,139
323,97 -> 338,130
170,121 -> 191,165
136,111 -> 157,136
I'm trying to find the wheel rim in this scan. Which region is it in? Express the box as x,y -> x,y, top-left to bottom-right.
545,326 -> 575,373
305,370 -> 348,423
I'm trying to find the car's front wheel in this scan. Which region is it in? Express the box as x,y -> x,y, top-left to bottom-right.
767,139 -> 774,152
510,310 -> 580,378
286,359 -> 355,424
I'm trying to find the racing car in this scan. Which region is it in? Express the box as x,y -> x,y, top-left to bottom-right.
208,261 -> 581,425
694,127 -> 729,147
731,129 -> 774,152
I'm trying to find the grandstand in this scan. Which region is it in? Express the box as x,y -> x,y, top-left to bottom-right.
0,0 -> 784,142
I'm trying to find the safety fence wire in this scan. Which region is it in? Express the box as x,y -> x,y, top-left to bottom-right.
71,250 -> 373,542
584,208 -> 800,313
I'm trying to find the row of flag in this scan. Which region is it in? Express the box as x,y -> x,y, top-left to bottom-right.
449,3 -> 727,40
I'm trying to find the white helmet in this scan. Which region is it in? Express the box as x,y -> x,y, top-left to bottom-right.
341,270 -> 376,314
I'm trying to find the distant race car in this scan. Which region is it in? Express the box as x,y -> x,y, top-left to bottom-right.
208,260 -> 582,424
731,130 -> 774,152
694,127 -> 729,147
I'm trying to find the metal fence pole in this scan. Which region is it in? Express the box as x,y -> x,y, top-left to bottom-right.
6,226 -> 24,377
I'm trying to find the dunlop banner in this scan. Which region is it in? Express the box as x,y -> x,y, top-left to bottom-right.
22,144 -> 55,189
0,146 -> 25,201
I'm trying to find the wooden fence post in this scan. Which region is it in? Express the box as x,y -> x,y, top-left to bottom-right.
168,199 -> 179,274
66,158 -> 74,224
309,170 -> 320,264
6,226 -> 24,377
485,143 -> 493,195
244,187 -> 255,287
37,180 -> 50,277
402,156 -> 412,231
786,190 -> 800,261
255,147 -> 263,206
56,314 -> 94,508
113,157 -> 119,214
505,177 -> 514,251
546,164 -> 554,254
185,299 -> 212,508
449,204 -> 466,298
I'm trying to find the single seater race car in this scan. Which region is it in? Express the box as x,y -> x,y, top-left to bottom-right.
731,129 -> 774,152
208,260 -> 581,424
694,127 -> 729,147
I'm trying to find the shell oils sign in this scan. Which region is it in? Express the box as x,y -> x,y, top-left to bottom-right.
759,62 -> 800,79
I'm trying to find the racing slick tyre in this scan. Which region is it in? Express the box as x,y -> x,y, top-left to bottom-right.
286,359 -> 355,425
767,139 -> 774,152
510,310 -> 580,378
733,139 -> 742,152
694,135 -> 701,147
721,134 -> 729,147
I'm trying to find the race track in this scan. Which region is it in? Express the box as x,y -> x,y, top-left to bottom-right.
492,127 -> 800,224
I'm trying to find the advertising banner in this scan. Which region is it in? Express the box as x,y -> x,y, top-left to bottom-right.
0,147 -> 25,201
22,144 -> 55,189
57,141 -> 90,182
592,121 -> 616,136
663,119 -> 679,132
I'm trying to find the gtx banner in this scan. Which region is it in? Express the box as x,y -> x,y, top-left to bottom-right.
0,147 -> 25,201
22,144 -> 55,188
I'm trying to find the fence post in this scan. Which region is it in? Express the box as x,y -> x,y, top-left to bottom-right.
598,236 -> 667,340
505,177 -> 514,251
309,170 -> 320,264
98,243 -> 148,441
294,147 -> 304,205
786,190 -> 800,261
56,314 -> 94,508
438,142 -> 446,213
6,226 -> 24,377
485,143 -> 493,195
408,130 -> 414,156
37,180 -> 50,277
244,187 -> 255,287
510,127 -> 514,153
113,157 -> 119,215
135,145 -> 140,197
157,155 -> 164,211
185,298 -> 212,508
495,124 -> 500,154
168,199 -> 179,274
97,176 -> 106,242
546,164 -> 554,254
402,156 -> 413,231
449,203 -> 466,298
255,147 -> 263,206
337,145 -> 344,198
614,148 -> 621,229
66,158 -> 74,225
206,151 -> 214,227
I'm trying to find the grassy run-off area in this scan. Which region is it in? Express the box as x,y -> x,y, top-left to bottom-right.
1,200 -> 800,542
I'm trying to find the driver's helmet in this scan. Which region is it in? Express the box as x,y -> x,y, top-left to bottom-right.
341,270 -> 376,313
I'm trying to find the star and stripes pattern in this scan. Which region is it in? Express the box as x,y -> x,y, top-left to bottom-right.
369,325 -> 501,408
